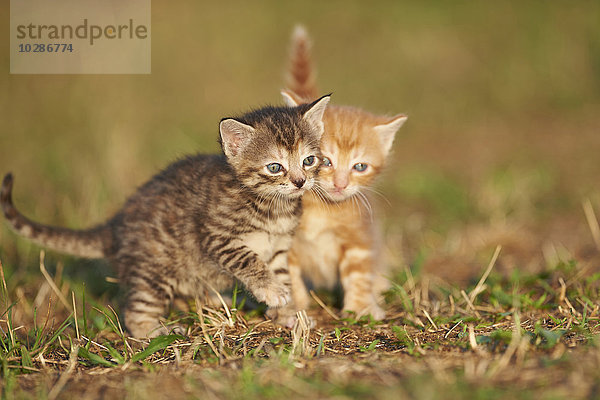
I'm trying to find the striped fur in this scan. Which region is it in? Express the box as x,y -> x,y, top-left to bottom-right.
277,27 -> 407,323
1,173 -> 110,258
1,98 -> 329,337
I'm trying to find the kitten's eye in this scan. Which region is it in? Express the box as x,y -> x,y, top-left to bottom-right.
266,163 -> 283,174
303,156 -> 316,167
353,163 -> 368,172
322,157 -> 332,167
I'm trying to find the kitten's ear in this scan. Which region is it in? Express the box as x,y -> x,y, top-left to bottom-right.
281,89 -> 302,107
219,118 -> 256,158
302,94 -> 331,137
374,114 -> 407,155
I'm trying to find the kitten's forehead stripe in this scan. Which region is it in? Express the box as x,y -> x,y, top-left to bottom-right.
268,114 -> 299,150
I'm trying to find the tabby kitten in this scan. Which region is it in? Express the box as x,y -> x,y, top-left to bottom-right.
1,96 -> 330,337
279,27 -> 406,322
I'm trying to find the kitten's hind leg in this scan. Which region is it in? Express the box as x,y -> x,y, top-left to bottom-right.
121,265 -> 184,338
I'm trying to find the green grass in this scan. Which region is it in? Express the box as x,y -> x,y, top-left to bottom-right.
2,246 -> 600,398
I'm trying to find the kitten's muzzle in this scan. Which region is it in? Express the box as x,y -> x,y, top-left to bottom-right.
291,178 -> 306,189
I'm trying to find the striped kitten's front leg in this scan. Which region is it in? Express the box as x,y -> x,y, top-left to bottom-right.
339,246 -> 385,320
264,248 -> 299,327
266,249 -> 292,290
207,237 -> 290,307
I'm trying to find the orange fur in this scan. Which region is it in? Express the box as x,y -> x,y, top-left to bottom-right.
279,27 -> 407,322
285,26 -> 318,100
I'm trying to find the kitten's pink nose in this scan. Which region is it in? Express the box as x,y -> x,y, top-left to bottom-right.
333,175 -> 349,190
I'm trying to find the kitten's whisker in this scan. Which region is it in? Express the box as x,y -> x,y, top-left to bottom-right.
351,193 -> 362,218
310,184 -> 340,212
254,190 -> 278,222
356,191 -> 374,222
312,184 -> 343,210
310,184 -> 327,204
359,186 -> 391,207
308,184 -> 324,204
275,192 -> 285,217
356,190 -> 373,215
315,189 -> 330,212
268,191 -> 279,222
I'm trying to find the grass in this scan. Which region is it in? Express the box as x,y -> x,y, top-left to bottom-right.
2,240 -> 600,398
2,1 -> 600,399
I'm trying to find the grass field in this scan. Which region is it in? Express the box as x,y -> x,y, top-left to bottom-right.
2,1 -> 600,399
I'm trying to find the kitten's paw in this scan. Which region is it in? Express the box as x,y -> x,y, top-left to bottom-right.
366,304 -> 386,321
253,282 -> 291,308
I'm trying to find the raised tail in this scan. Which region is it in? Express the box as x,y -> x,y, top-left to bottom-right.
1,173 -> 111,259
285,25 -> 319,100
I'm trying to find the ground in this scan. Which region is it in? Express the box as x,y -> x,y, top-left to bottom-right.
2,242 -> 600,399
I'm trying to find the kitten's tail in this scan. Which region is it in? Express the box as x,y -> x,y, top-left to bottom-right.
285,25 -> 319,100
1,173 -> 111,259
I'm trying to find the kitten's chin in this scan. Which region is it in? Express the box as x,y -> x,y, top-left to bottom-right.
321,187 -> 356,203
284,188 -> 307,199
327,192 -> 352,202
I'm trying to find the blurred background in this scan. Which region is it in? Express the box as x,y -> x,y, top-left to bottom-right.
1,1 -> 599,295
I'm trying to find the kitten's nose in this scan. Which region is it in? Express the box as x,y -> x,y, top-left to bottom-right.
334,180 -> 348,190
334,173 -> 349,190
292,178 -> 306,188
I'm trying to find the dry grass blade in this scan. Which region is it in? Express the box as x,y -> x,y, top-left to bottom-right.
291,310 -> 312,357
422,309 -> 439,331
206,283 -> 234,327
0,258 -> 8,296
461,290 -> 481,318
71,291 -> 79,340
195,298 -> 222,363
557,277 -> 580,316
468,324 -> 478,350
47,344 -> 79,400
583,199 -> 600,251
107,305 -> 126,337
39,251 -> 71,311
445,319 -> 462,339
469,245 -> 502,302
468,324 -> 485,356
558,277 -> 567,303
309,290 -> 339,320
488,312 -> 524,377
449,294 -> 455,315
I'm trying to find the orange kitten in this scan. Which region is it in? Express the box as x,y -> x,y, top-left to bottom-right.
278,26 -> 407,322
